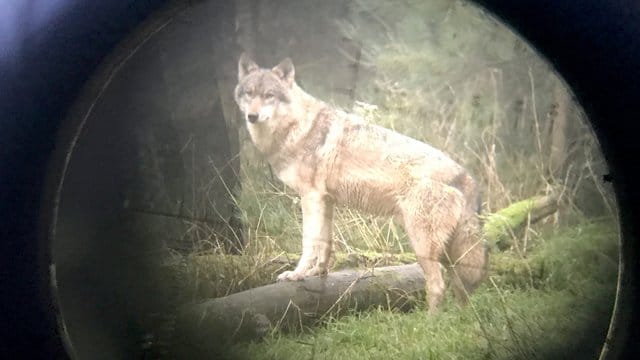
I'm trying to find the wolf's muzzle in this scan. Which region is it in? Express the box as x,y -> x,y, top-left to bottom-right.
247,113 -> 259,123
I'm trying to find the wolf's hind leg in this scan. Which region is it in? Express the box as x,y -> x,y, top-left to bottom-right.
277,192 -> 334,281
404,221 -> 451,314
400,186 -> 464,313
447,210 -> 488,305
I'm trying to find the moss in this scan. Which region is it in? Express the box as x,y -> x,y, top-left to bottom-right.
483,197 -> 542,250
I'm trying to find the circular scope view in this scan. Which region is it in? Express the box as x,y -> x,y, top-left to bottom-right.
51,1 -> 619,359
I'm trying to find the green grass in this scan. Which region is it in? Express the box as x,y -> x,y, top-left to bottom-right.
197,219 -> 618,360
228,289 -> 610,360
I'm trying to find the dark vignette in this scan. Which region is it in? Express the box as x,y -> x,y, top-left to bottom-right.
0,0 -> 638,358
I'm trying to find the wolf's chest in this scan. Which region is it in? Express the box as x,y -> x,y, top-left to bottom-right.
272,158 -> 323,194
276,164 -> 302,190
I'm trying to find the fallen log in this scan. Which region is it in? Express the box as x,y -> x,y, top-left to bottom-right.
173,264 -> 425,353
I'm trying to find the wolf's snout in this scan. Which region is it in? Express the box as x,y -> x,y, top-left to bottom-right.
247,113 -> 259,123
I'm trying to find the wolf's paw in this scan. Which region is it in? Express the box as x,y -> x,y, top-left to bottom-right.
304,266 -> 328,277
276,270 -> 306,282
277,265 -> 328,281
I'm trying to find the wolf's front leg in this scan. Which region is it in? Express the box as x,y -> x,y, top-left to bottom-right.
277,192 -> 334,281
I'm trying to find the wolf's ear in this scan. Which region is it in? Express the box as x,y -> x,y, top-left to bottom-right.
272,57 -> 295,86
238,53 -> 259,80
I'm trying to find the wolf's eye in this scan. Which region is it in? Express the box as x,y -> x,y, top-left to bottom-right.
264,92 -> 275,100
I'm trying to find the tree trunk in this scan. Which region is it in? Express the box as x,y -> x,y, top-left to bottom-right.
548,77 -> 569,178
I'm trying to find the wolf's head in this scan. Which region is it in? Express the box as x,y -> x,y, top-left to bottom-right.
234,53 -> 295,125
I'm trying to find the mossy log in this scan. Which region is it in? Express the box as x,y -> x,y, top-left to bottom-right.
172,192 -> 558,350
483,192 -> 558,250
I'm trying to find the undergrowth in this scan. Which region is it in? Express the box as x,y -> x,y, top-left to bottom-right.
222,219 -> 618,360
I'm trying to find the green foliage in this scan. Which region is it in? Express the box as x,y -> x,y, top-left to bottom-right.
489,219 -> 618,291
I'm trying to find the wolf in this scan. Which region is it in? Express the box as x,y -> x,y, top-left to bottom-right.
234,53 -> 488,313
